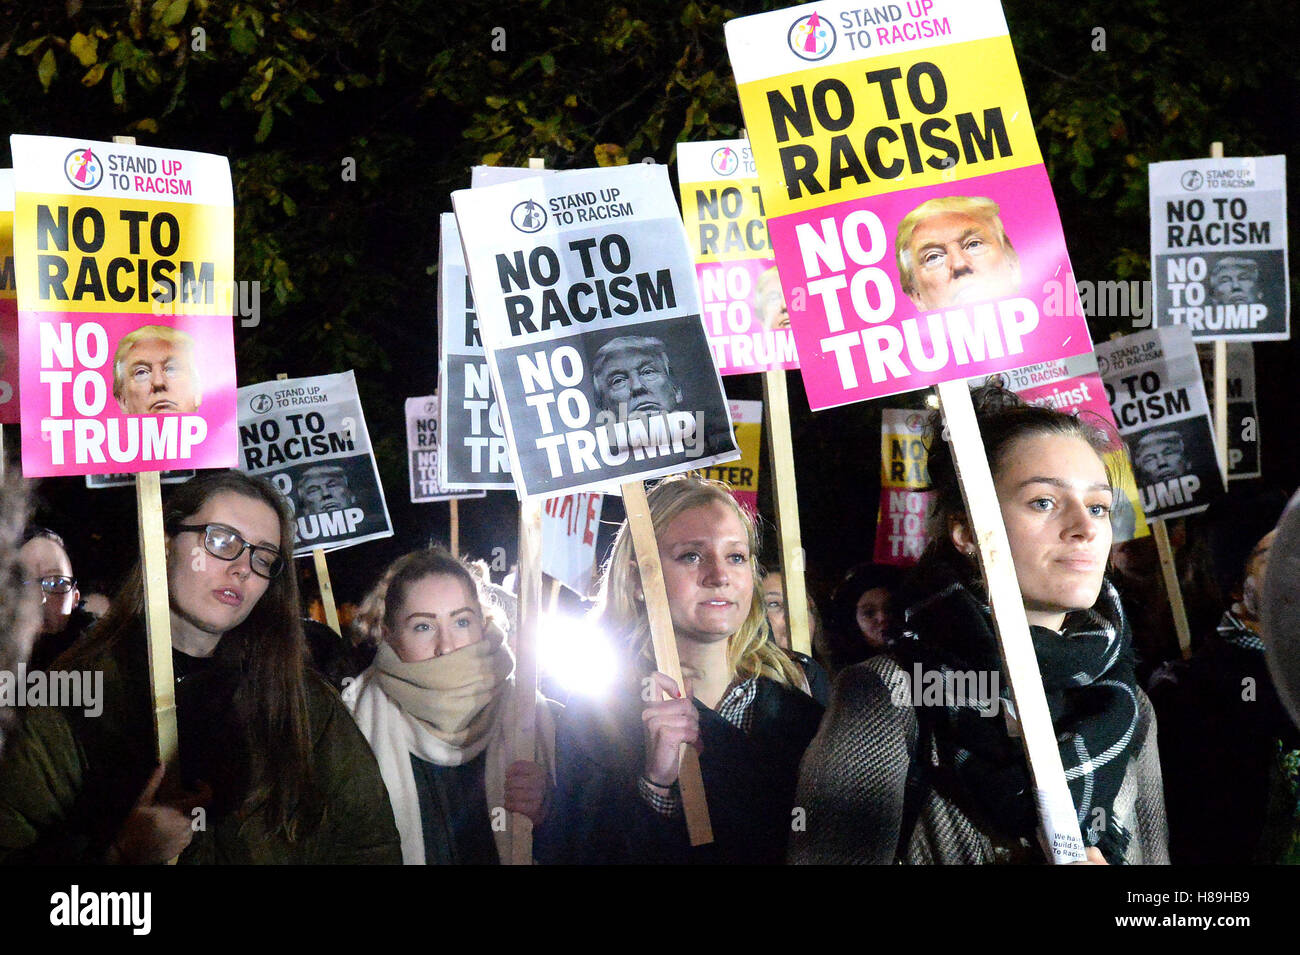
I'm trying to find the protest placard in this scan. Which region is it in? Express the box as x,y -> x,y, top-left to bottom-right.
85,469 -> 194,488
1096,326 -> 1226,521
1149,155 -> 1289,341
1002,353 -> 1150,541
438,213 -> 513,489
698,398 -> 762,516
10,134 -> 237,476
540,491 -> 604,596
726,2 -> 1094,411
237,371 -> 393,555
873,408 -> 933,565
406,394 -> 487,503
1198,343 -> 1260,480
452,163 -> 739,498
677,139 -> 799,375
0,170 -> 18,425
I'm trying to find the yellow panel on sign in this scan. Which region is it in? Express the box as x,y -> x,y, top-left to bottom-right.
738,35 -> 1041,219
681,178 -> 774,265
14,193 -> 234,315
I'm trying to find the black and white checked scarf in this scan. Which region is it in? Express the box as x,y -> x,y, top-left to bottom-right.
895,562 -> 1140,863
1217,611 -> 1265,653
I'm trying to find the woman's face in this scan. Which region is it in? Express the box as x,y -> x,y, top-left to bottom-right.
762,572 -> 789,650
655,500 -> 754,646
986,433 -> 1113,630
388,573 -> 485,663
855,587 -> 892,649
167,491 -> 280,639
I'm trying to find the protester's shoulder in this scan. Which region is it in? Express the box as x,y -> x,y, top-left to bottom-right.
754,674 -> 823,725
822,655 -> 915,737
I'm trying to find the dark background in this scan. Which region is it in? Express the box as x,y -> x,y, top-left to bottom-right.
2,0 -> 1295,611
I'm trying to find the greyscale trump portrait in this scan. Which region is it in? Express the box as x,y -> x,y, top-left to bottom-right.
112,325 -> 203,415
896,196 -> 1022,311
591,335 -> 683,418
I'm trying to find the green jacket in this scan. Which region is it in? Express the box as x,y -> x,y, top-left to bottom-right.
0,636 -> 401,864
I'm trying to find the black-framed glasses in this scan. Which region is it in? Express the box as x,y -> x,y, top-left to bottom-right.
175,523 -> 285,579
27,574 -> 77,595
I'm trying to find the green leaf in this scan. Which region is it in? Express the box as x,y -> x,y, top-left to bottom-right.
539,53 -> 555,75
111,67 -> 126,104
81,62 -> 108,87
70,32 -> 98,67
281,194 -> 297,216
230,25 -> 257,55
255,108 -> 274,142
37,49 -> 57,91
161,0 -> 189,27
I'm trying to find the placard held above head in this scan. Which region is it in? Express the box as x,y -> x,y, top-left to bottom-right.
452,163 -> 739,498
10,134 -> 237,476
725,1 -> 1094,409
677,139 -> 799,375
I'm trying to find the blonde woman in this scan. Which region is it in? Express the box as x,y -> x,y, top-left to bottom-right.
342,548 -> 556,864
537,476 -> 824,864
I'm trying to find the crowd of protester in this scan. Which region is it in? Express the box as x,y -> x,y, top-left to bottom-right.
1,380 -> 1298,865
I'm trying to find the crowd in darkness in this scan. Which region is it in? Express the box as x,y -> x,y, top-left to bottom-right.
1,380 -> 1298,865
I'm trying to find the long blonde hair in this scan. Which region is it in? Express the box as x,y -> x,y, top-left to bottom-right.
594,475 -> 805,689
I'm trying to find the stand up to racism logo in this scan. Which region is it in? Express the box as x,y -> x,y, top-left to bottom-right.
63,147 -> 103,190
788,11 -> 835,61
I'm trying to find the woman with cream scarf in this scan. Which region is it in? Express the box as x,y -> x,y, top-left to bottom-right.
343,549 -> 556,864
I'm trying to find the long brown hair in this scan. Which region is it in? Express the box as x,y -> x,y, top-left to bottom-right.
65,470 -> 311,837
595,476 -> 805,689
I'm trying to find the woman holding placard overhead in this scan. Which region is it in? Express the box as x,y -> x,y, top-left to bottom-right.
536,475 -> 824,865
342,547 -> 557,864
791,381 -> 1168,865
0,471 -> 400,864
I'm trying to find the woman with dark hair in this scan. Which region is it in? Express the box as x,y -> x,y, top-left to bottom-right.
792,381 -> 1168,865
342,548 -> 556,864
823,562 -> 901,675
0,470 -> 400,864
538,476 -> 823,864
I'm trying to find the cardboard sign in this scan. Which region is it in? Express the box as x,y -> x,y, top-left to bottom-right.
452,164 -> 739,497
237,371 -> 393,555
873,407 -> 934,565
677,139 -> 799,375
437,214 -> 513,489
10,135 -> 237,476
84,469 -> 194,488
698,397 -> 762,515
1002,352 -> 1150,541
1149,155 -> 1289,341
725,1 -> 1094,410
0,170 -> 18,424
1096,326 -> 1225,520
406,393 -> 486,502
1198,343 -> 1260,480
540,491 -> 604,595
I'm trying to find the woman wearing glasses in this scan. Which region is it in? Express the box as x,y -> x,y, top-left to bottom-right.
0,470 -> 401,864
18,527 -> 89,670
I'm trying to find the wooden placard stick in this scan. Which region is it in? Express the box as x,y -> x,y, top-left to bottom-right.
112,136 -> 179,774
762,368 -> 812,657
509,496 -> 543,864
449,498 -> 460,558
622,479 -> 714,846
1153,520 -> 1192,659
935,379 -> 1086,863
275,373 -> 342,635
1210,141 -> 1230,486
548,575 -> 562,615
504,154 -> 549,864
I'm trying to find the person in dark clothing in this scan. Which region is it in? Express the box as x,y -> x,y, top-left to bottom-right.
19,527 -> 95,671
0,470 -> 400,864
537,476 -> 824,865
761,568 -> 831,706
792,381 -> 1167,865
823,563 -> 901,676
342,548 -> 555,864
1149,496 -> 1300,864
